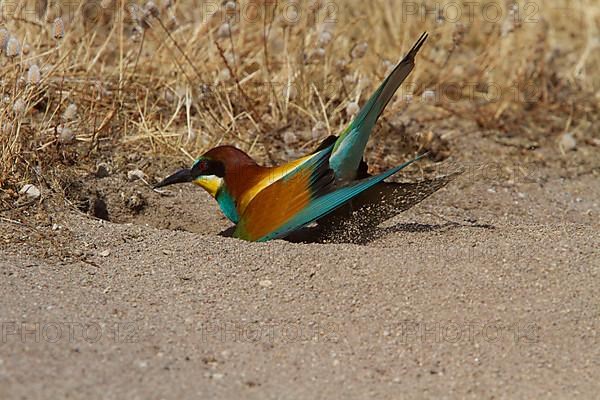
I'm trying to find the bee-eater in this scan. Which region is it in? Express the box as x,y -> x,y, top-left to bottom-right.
156,33 -> 429,242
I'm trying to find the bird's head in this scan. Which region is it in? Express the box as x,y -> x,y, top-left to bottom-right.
154,157 -> 225,198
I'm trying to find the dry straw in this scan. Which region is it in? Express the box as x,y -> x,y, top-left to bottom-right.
0,0 -> 598,205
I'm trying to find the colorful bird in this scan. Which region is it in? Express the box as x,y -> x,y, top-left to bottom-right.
156,33 -> 429,242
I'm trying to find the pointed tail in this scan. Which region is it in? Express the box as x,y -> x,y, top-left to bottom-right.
330,32 -> 428,181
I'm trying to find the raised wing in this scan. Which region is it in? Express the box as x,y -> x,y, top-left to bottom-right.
234,153 -> 428,242
329,32 -> 428,181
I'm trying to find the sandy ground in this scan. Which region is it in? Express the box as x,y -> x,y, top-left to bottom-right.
1,134 -> 599,399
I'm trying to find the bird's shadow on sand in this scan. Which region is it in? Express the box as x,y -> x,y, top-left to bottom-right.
219,220 -> 494,245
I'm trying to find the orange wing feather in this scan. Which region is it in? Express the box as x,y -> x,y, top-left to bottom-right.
234,155 -> 315,214
233,166 -> 315,241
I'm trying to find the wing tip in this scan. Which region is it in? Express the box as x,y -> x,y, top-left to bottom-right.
407,32 -> 429,59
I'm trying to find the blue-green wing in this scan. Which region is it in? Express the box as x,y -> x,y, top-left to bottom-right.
329,32 -> 428,181
256,153 -> 428,241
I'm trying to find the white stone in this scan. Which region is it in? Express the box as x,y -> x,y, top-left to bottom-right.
259,279 -> 272,288
283,131 -> 297,145
19,184 -> 40,199
559,133 -> 576,152
127,169 -> 146,181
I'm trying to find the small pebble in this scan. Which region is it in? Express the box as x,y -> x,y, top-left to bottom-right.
259,279 -> 272,288
205,372 -> 224,379
127,169 -> 145,181
559,132 -> 576,152
358,76 -> 371,90
283,131 -> 297,145
284,148 -> 298,159
19,184 -> 40,199
72,249 -> 84,257
299,130 -> 314,142
99,249 -> 111,257
125,191 -> 146,213
343,74 -> 356,85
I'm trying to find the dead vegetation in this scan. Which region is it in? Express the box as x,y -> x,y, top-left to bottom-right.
0,0 -> 599,211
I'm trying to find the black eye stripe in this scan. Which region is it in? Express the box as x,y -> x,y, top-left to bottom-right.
191,159 -> 225,178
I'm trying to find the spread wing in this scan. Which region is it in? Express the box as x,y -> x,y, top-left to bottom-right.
329,32 -> 428,181
233,144 -> 334,242
234,152 -> 428,242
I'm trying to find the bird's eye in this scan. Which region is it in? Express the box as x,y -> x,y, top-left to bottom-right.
198,160 -> 208,170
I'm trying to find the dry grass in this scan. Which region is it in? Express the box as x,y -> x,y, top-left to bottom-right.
1,0 -> 599,209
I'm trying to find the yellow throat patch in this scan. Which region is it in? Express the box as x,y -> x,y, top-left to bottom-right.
193,175 -> 223,197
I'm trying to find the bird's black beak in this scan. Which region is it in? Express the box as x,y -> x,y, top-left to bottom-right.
154,168 -> 193,188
